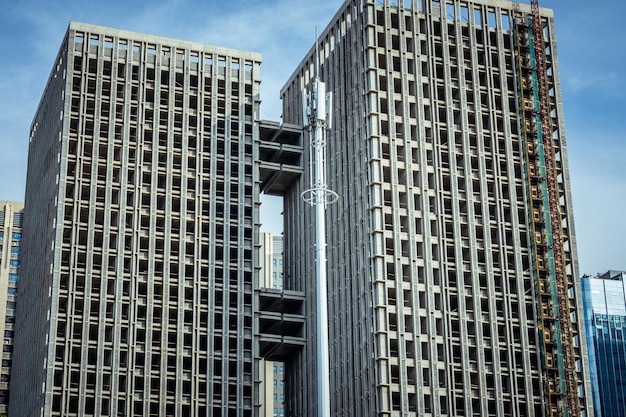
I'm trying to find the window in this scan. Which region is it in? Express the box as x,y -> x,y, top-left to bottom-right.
11,246 -> 20,254
10,260 -> 19,268
12,233 -> 21,241
7,288 -> 17,296
8,274 -> 18,282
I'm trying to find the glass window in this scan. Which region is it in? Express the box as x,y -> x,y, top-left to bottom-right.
7,288 -> 17,296
7,302 -> 16,310
10,246 -> 20,254
12,232 -> 21,241
10,260 -> 19,268
8,274 -> 18,282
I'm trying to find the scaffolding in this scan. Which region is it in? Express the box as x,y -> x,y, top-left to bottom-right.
513,2 -> 579,416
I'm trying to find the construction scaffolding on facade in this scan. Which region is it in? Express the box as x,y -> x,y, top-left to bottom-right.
513,1 -> 580,416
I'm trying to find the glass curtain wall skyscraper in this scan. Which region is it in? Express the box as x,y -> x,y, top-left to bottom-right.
582,271 -> 626,417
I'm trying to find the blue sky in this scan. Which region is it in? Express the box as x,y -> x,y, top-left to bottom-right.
0,0 -> 623,274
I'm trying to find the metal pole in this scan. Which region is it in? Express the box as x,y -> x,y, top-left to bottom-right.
314,115 -> 331,417
302,77 -> 337,417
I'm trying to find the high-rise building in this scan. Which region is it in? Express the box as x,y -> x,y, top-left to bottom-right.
0,201 -> 23,414
582,271 -> 626,417
10,22 -> 265,416
11,1 -> 594,417
280,1 -> 592,416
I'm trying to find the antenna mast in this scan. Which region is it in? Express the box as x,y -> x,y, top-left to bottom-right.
301,29 -> 337,417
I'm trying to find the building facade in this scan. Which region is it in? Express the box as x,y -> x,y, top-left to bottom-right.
582,271 -> 626,417
280,0 -> 592,416
10,22 -> 262,416
11,1 -> 594,417
0,201 -> 23,415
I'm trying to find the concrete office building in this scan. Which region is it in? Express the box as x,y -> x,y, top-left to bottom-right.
582,271 -> 626,417
11,1 -> 594,417
0,201 -> 23,414
280,0 -> 592,416
10,22 -> 265,416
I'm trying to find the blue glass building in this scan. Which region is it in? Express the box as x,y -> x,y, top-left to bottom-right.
582,270 -> 626,417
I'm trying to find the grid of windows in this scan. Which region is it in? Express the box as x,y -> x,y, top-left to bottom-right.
281,1 -> 588,416
10,23 -> 261,417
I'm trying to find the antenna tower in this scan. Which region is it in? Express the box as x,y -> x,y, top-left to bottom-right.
301,30 -> 338,417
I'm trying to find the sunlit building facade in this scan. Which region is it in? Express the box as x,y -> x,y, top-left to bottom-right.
0,201 -> 23,415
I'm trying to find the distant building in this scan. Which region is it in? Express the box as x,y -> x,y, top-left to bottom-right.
0,201 -> 24,415
261,233 -> 283,291
582,270 -> 626,417
259,233 -> 285,417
